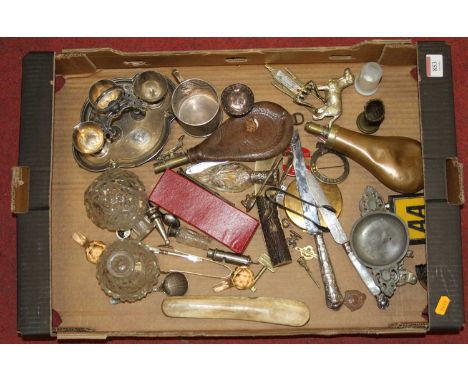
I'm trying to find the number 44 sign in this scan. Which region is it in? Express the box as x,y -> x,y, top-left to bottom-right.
388,194 -> 426,244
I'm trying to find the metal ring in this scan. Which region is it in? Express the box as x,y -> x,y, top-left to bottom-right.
310,143 -> 350,184
292,112 -> 305,125
116,229 -> 131,240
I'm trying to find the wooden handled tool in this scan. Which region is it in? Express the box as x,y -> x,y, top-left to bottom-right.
256,195 -> 292,267
161,296 -> 310,327
250,156 -> 292,267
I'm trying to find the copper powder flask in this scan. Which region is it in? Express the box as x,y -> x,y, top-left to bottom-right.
305,122 -> 424,194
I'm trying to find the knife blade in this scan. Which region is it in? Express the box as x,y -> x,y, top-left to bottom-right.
298,134 -> 384,300
290,129 -> 343,310
185,161 -> 228,175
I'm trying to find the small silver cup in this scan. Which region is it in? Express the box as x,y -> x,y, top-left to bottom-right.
88,79 -> 124,113
132,71 -> 169,104
171,69 -> 223,137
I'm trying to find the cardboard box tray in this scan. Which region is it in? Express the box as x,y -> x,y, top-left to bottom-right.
15,40 -> 464,339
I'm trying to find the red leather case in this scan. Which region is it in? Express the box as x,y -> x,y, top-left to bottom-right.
149,170 -> 259,253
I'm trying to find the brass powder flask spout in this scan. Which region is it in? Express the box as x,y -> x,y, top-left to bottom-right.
305,122 -> 424,194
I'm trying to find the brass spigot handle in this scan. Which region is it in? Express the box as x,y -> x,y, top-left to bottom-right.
304,122 -> 339,147
154,153 -> 190,173
305,121 -> 327,137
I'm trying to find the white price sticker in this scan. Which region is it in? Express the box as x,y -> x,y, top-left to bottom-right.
426,54 -> 444,78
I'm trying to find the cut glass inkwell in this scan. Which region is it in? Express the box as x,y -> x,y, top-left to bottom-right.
84,169 -> 170,245
96,240 -> 160,303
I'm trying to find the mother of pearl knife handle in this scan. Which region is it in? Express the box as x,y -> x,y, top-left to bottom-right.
162,296 -> 310,327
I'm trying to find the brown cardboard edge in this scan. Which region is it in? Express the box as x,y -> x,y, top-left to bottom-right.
379,44 -> 417,66
446,158 -> 465,205
56,325 -> 428,341
49,56 -> 57,336
55,53 -> 96,76
56,39 -> 413,76
60,39 -> 412,57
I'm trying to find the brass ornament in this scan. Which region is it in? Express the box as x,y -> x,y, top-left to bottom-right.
266,65 -> 354,129
249,254 -> 276,292
286,230 -> 302,248
294,245 -> 318,260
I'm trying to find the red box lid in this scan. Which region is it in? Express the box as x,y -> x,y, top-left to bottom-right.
149,170 -> 259,253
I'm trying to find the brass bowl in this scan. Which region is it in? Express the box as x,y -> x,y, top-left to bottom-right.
88,79 -> 123,112
72,121 -> 105,154
133,71 -> 168,104
221,83 -> 254,117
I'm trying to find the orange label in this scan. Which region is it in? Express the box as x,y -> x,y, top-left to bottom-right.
435,296 -> 451,316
